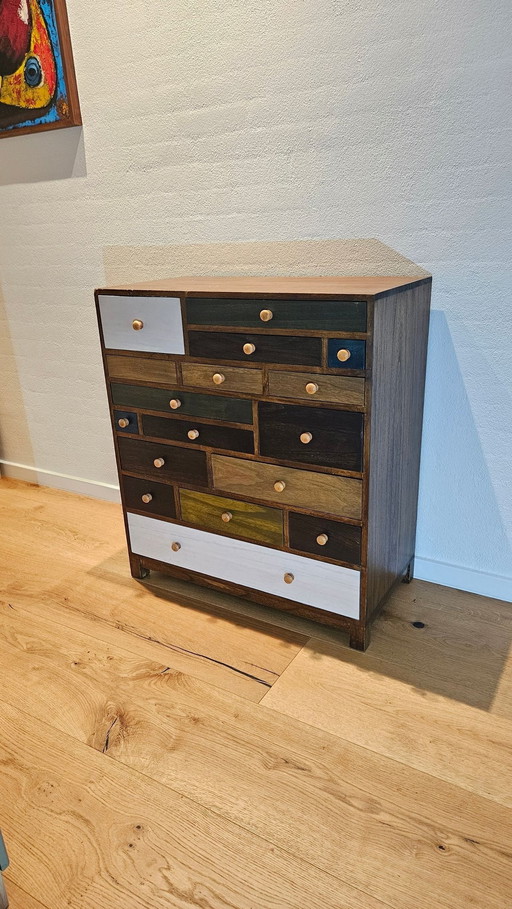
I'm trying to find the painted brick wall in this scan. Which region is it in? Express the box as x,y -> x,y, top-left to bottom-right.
0,0 -> 510,598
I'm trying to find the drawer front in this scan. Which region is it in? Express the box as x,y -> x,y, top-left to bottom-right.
268,370 -> 365,407
98,294 -> 185,354
258,402 -> 363,472
122,475 -> 176,519
212,455 -> 362,520
111,383 -> 253,424
186,297 -> 367,332
142,414 -> 254,454
328,339 -> 366,370
188,331 -> 321,367
180,489 -> 283,546
113,410 -> 138,435
182,363 -> 263,395
288,512 -> 361,565
107,355 -> 177,385
118,437 -> 208,486
128,512 -> 360,619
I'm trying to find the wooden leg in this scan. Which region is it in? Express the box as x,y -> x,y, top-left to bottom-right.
129,553 -> 149,579
402,558 -> 414,584
349,623 -> 371,651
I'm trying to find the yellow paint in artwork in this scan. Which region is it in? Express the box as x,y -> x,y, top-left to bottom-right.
0,0 -> 57,109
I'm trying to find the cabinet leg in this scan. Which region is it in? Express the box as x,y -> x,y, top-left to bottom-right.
402,558 -> 414,584
349,623 -> 371,651
130,553 -> 149,579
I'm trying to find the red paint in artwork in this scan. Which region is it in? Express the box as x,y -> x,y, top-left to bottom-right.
0,0 -> 32,74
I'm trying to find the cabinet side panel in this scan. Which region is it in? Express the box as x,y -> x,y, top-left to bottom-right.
366,282 -> 431,615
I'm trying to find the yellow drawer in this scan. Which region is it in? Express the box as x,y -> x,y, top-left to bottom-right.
181,362 -> 263,395
268,370 -> 365,406
180,488 -> 283,546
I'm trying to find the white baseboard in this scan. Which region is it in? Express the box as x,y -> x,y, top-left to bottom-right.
0,460 -> 121,503
415,556 -> 511,603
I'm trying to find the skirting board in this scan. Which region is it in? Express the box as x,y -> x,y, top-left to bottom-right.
1,459 -> 509,603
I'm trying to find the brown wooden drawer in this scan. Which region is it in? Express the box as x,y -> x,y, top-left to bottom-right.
142,414 -> 254,454
122,475 -> 177,519
212,454 -> 362,520
182,362 -> 263,395
258,402 -> 363,472
188,331 -> 321,366
268,370 -> 365,407
180,488 -> 283,546
106,355 -> 177,385
118,437 -> 208,486
288,512 -> 361,565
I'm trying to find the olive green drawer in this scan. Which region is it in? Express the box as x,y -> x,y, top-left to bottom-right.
179,488 -> 283,546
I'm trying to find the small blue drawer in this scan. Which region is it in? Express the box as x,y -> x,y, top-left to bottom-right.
328,339 -> 366,370
113,410 -> 138,434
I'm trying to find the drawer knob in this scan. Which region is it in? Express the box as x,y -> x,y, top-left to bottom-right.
153,457 -> 165,468
284,572 -> 294,584
141,493 -> 153,504
259,309 -> 273,322
212,373 -> 225,385
273,480 -> 286,492
243,342 -> 256,355
221,511 -> 233,523
305,382 -> 318,395
132,319 -> 144,331
336,348 -> 351,362
300,432 -> 313,444
171,541 -> 181,552
187,429 -> 200,440
169,398 -> 182,410
117,417 -> 130,428
316,533 -> 329,546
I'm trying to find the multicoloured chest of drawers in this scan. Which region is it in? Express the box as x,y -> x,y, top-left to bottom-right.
95,275 -> 431,650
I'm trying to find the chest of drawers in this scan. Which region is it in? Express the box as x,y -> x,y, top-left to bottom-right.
95,275 -> 431,650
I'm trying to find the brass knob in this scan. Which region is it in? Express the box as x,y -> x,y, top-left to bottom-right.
153,457 -> 165,468
243,342 -> 256,355
171,542 -> 181,552
132,319 -> 144,331
316,533 -> 329,546
187,429 -> 199,440
300,432 -> 313,444
169,398 -> 181,410
117,418 -> 130,428
273,480 -> 286,492
141,493 -> 153,504
212,373 -> 225,385
336,348 -> 351,362
284,572 -> 294,584
221,511 -> 233,523
305,382 -> 318,395
259,309 -> 273,322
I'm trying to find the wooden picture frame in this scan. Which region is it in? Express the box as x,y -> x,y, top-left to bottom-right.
0,0 -> 81,138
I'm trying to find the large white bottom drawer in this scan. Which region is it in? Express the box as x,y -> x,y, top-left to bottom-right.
127,513 -> 360,620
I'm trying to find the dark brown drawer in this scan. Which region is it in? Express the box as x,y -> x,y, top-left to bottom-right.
187,331 -> 321,366
118,437 -> 208,486
186,297 -> 367,332
288,512 -> 361,565
258,402 -> 363,472
142,414 -> 254,454
111,383 -> 252,424
122,475 -> 177,519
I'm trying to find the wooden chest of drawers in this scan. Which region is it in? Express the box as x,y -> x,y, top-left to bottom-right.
95,275 -> 431,650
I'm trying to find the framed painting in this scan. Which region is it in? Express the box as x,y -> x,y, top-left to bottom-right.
0,0 -> 80,138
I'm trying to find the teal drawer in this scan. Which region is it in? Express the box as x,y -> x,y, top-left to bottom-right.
111,383 -> 253,423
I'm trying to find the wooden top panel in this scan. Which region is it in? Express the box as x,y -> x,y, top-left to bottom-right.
97,275 -> 431,299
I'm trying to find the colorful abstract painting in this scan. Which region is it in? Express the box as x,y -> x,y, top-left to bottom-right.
0,0 -> 80,137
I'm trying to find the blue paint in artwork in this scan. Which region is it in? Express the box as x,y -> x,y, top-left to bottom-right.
327,339 -> 366,370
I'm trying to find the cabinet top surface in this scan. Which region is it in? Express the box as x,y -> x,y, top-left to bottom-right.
97,275 -> 431,298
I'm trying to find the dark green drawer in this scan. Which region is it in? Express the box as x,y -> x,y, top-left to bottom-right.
111,383 -> 253,423
187,332 -> 321,366
142,414 -> 254,453
258,401 -> 364,472
186,297 -> 367,332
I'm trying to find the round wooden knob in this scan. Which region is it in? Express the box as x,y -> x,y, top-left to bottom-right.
153,457 -> 165,468
305,382 -> 318,395
284,572 -> 294,584
117,418 -> 130,428
243,342 -> 256,355
212,373 -> 225,385
169,399 -> 181,410
336,348 -> 351,362
273,480 -> 286,492
171,542 -> 181,552
141,493 -> 153,504
300,432 -> 313,444
187,429 -> 199,440
132,319 -> 144,331
316,533 -> 329,546
259,309 -> 273,322
221,511 -> 233,523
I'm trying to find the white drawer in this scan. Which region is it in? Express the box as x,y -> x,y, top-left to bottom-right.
127,512 -> 360,619
98,294 -> 185,354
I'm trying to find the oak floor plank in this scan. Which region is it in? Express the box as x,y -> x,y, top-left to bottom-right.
2,877 -> 47,909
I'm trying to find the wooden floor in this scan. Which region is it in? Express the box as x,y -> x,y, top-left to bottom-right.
0,479 -> 511,909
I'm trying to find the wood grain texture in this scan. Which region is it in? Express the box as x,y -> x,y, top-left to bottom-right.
118,437 -> 208,487
188,331 -> 322,366
107,355 -> 178,385
327,338 -> 366,369
268,369 -> 365,406
258,401 -> 363,471
142,414 -> 254,454
182,362 -> 263,394
1,878 -> 46,909
104,276 -> 430,296
288,512 -> 362,565
186,297 -> 367,331
180,488 -> 283,546
122,475 -> 177,519
111,383 -> 253,424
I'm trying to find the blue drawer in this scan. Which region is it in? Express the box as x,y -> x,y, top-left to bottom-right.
328,339 -> 366,370
113,410 -> 138,434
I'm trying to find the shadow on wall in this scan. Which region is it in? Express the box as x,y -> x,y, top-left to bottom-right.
0,125 -> 85,186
